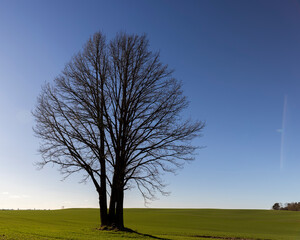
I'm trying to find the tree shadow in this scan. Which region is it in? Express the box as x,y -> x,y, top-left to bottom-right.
123,227 -> 171,240
98,227 -> 170,240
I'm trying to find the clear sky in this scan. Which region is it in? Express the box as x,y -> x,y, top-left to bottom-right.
0,0 -> 300,210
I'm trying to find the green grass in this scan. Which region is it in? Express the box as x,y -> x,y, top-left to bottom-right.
0,208 -> 299,239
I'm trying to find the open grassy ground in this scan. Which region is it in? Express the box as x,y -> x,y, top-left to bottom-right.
0,208 -> 299,240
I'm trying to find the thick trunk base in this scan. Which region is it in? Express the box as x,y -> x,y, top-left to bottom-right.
100,218 -> 124,230
98,224 -> 129,232
99,223 -> 125,231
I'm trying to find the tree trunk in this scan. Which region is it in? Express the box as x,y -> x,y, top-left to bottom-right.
108,183 -> 116,225
108,168 -> 125,229
99,151 -> 108,226
99,55 -> 108,227
99,193 -> 108,226
115,186 -> 124,229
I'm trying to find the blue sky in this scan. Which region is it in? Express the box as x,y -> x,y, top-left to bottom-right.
0,0 -> 300,209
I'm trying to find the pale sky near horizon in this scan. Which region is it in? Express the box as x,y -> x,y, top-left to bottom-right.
1,0 -> 300,210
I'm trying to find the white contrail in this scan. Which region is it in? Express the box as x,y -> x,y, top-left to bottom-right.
280,95 -> 287,170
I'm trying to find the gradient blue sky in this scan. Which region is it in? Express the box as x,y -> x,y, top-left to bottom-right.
0,0 -> 300,209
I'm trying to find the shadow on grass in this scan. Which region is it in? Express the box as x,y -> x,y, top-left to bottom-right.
98,227 -> 170,240
123,228 -> 170,240
192,235 -> 271,240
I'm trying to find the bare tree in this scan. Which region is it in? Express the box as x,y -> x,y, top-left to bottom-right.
33,32 -> 204,229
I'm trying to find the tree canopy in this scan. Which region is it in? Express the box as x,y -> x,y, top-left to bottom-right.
33,32 -> 204,229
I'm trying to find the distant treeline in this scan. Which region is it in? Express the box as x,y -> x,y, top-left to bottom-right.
272,202 -> 300,211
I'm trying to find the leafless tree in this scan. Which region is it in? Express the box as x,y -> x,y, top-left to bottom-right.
33,32 -> 204,229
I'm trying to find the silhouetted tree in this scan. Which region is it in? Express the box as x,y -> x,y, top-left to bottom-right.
33,32 -> 204,229
272,203 -> 280,210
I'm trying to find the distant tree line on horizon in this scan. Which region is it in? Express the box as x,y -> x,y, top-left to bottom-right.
272,202 -> 300,211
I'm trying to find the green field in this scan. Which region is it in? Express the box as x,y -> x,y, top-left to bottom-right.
0,208 -> 299,240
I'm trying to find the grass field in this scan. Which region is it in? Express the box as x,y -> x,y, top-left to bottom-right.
0,208 -> 299,240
